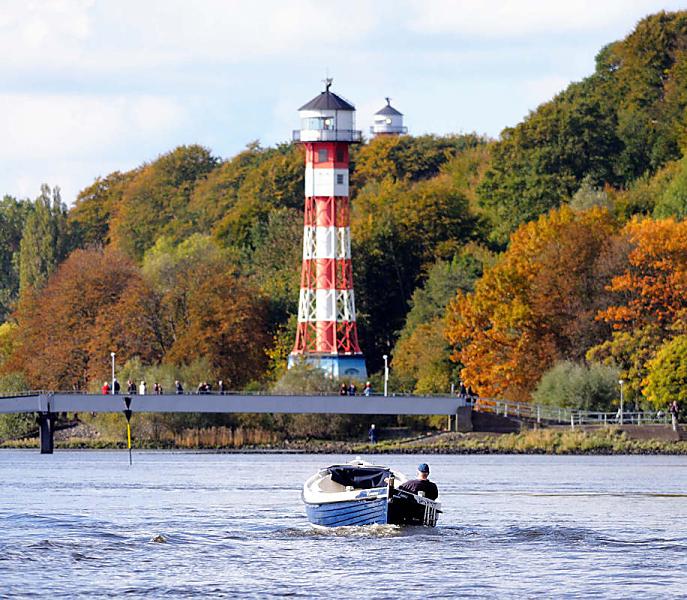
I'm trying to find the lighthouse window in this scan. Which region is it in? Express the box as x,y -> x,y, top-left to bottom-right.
336,147 -> 345,162
337,174 -> 345,185
303,117 -> 325,130
318,149 -> 328,163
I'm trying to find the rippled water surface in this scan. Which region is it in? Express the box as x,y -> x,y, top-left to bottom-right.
1,451 -> 686,598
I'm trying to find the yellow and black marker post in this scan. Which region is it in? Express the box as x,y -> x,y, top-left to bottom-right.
123,397 -> 133,466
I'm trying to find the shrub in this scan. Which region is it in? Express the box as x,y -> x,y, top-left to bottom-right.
533,360 -> 620,411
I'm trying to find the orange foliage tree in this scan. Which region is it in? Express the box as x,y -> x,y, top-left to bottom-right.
589,218 -> 687,398
596,217 -> 687,332
165,271 -> 270,388
445,206 -> 618,401
7,248 -> 164,390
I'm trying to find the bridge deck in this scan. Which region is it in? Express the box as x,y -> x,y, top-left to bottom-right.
0,393 -> 463,416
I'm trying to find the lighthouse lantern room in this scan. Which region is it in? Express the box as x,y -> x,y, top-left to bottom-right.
370,97 -> 407,137
288,80 -> 367,380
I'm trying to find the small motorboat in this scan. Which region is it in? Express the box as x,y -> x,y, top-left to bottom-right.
302,458 -> 441,528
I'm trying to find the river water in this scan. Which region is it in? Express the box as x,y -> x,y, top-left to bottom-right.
0,451 -> 685,598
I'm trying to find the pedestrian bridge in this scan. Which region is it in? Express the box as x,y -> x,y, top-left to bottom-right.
0,391 -> 464,415
0,391 -> 468,454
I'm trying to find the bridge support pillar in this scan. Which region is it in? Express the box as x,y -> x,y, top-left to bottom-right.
455,407 -> 473,433
37,412 -> 56,454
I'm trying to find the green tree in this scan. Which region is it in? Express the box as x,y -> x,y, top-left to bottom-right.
247,208 -> 302,322
18,185 -> 71,296
392,250 -> 488,393
477,11 -> 687,243
587,325 -> 664,401
570,176 -> 613,212
0,196 -> 33,320
653,155 -> 687,219
644,335 -> 687,408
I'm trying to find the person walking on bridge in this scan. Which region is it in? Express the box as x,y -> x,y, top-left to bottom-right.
670,400 -> 680,432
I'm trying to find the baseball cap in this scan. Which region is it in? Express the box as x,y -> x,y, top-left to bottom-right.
417,463 -> 430,474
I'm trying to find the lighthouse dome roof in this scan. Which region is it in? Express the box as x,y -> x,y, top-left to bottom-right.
375,98 -> 403,116
299,89 -> 355,111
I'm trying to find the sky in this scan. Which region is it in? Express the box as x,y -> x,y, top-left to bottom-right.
1,0 -> 685,205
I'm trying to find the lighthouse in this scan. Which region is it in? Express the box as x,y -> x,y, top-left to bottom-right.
288,80 -> 367,380
370,98 -> 407,137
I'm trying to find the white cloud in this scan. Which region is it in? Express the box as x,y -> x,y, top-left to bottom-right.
0,0 -> 93,68
402,0 -> 684,37
0,0 -> 381,72
0,93 -> 184,160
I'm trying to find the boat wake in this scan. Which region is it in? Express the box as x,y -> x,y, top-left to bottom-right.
280,524 -> 404,538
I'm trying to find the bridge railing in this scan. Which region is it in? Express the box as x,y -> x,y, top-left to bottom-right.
475,397 -> 671,427
1,389 -> 447,398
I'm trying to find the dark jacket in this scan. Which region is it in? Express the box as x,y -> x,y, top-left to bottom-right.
398,478 -> 438,500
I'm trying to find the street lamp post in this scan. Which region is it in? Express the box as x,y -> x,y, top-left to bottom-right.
383,354 -> 389,398
618,379 -> 624,425
111,352 -> 116,395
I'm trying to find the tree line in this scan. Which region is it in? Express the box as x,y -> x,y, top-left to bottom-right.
1,11 -> 687,420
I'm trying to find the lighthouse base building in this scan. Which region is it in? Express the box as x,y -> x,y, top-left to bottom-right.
287,354 -> 368,380
288,82 -> 367,381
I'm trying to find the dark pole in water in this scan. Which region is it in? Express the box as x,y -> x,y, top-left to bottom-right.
123,397 -> 133,465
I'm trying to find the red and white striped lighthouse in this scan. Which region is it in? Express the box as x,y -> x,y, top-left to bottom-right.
288,80 -> 367,380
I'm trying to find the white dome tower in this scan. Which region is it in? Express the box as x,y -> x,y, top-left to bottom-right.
370,98 -> 407,137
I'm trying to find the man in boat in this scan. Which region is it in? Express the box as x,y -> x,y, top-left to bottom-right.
398,463 -> 438,500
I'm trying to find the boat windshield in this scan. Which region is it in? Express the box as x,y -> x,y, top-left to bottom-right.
328,466 -> 390,490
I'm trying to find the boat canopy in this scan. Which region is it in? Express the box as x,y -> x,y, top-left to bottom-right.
328,466 -> 390,489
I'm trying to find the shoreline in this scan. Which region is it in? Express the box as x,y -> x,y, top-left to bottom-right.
3,429 -> 687,455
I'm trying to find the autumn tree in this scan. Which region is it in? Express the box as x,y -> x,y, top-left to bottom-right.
165,272 -> 269,388
589,217 -> 687,398
446,206 -> 618,401
189,142 -> 304,239
109,145 -> 218,260
596,218 -> 687,333
8,248 -> 162,390
352,174 -> 481,370
141,235 -> 270,387
351,133 -> 486,190
69,170 -> 137,248
212,143 -> 303,249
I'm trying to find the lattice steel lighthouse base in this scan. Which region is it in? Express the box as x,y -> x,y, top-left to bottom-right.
288,80 -> 367,381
